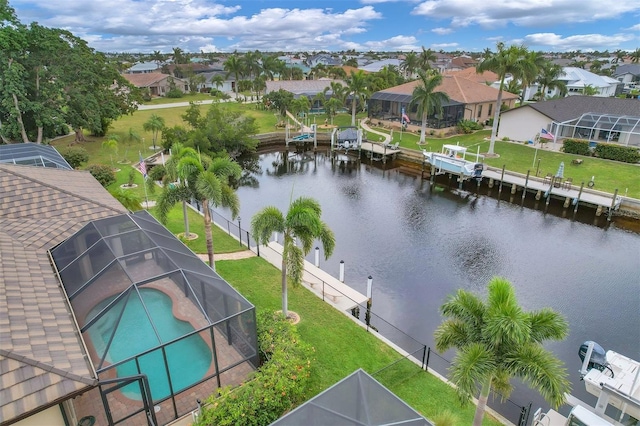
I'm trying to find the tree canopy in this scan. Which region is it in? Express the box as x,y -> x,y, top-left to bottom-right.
0,1 -> 139,143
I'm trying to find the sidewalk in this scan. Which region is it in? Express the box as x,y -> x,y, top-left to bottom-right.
361,118 -> 391,144
196,250 -> 255,262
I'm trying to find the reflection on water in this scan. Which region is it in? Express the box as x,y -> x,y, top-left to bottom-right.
228,150 -> 640,418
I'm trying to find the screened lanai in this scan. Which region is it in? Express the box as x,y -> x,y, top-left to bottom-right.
368,92 -> 464,129
0,142 -> 72,169
555,112 -> 640,147
271,369 -> 432,426
49,210 -> 258,425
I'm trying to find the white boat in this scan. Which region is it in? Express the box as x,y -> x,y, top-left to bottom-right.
422,144 -> 484,179
533,341 -> 640,426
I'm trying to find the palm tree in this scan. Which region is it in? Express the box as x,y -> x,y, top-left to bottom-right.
142,114 -> 165,150
345,70 -> 369,126
517,51 -> 546,104
418,47 -> 437,71
291,96 -> 310,129
401,51 -> 419,79
224,53 -> 244,99
476,43 -> 529,155
434,277 -> 570,426
110,187 -> 142,211
410,70 -> 450,144
251,196 -> 335,318
536,63 -> 567,100
631,48 -> 640,64
157,151 -> 241,270
582,84 -> 599,96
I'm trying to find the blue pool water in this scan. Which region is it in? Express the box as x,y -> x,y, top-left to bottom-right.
88,288 -> 212,400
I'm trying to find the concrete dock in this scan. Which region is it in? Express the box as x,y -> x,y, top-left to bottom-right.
257,241 -> 369,312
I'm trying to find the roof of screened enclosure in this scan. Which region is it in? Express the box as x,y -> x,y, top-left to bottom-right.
271,369 -> 433,426
0,142 -> 72,169
50,210 -> 254,368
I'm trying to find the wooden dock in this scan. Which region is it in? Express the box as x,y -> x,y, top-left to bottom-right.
481,167 -> 622,216
360,142 -> 401,162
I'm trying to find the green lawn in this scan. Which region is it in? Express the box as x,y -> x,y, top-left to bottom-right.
216,257 -> 502,426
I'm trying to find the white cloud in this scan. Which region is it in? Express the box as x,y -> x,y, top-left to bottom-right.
411,0 -> 640,29
431,27 -> 453,35
523,32 -> 636,51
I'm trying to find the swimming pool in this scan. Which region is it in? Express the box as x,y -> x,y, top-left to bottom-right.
88,288 -> 212,400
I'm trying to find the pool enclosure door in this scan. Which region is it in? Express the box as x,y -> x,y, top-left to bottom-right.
100,375 -> 158,426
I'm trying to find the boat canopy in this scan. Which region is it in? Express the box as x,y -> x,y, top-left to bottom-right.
442,144 -> 468,153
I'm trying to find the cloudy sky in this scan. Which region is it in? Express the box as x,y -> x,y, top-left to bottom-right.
10,0 -> 640,54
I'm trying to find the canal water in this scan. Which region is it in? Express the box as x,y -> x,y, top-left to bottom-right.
221,150 -> 640,422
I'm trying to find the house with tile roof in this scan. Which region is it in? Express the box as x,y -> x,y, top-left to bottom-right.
0,162 -> 259,425
126,62 -> 161,74
121,72 -> 188,97
496,96 -> 640,146
368,74 -> 518,128
0,164 -> 126,425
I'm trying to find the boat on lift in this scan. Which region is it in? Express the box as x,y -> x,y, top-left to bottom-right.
422,144 -> 484,180
533,341 -> 640,426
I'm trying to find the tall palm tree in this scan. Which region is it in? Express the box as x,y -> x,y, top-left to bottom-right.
142,114 -> 165,150
251,196 -> 335,318
476,42 -> 529,155
434,277 -> 570,426
224,53 -> 244,99
536,63 -> 567,100
517,51 -> 546,104
418,47 -> 437,71
345,70 -> 369,126
261,55 -> 284,81
157,152 -> 241,270
410,70 -> 450,144
631,48 -> 640,64
401,51 -> 419,79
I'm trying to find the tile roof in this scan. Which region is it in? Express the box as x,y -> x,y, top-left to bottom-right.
510,96 -> 640,123
375,74 -> 518,104
0,164 -> 126,424
121,72 -> 172,87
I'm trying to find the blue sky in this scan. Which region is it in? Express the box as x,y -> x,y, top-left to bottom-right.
10,0 -> 640,54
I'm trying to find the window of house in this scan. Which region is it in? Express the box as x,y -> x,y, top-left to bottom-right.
488,103 -> 492,116
477,105 -> 482,118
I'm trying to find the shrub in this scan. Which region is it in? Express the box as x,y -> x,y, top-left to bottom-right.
562,138 -> 592,156
166,88 -> 184,98
197,311 -> 314,426
60,146 -> 89,169
594,143 -> 640,163
456,119 -> 483,134
87,164 -> 116,187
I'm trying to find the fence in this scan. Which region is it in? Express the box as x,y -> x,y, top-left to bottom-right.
196,203 -> 532,425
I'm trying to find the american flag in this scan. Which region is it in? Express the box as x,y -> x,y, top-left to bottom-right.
540,128 -> 555,140
138,153 -> 147,178
401,107 -> 410,124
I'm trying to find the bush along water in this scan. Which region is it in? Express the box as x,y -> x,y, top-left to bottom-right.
196,310 -> 314,426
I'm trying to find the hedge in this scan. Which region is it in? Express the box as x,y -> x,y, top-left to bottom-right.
196,311 -> 314,426
561,138 -> 592,156
594,142 -> 640,163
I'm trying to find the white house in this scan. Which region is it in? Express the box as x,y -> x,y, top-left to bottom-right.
550,67 -> 619,98
497,96 -> 640,147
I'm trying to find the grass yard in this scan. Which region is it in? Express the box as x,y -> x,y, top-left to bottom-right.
216,257 -> 502,426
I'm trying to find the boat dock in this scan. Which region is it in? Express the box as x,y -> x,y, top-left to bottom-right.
481,167 -> 622,217
258,241 -> 369,312
360,142 -> 401,163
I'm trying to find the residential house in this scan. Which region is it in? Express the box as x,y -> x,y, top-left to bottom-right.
497,96 -> 640,146
613,64 -> 640,85
306,53 -> 341,67
265,79 -> 347,107
360,58 -> 402,73
121,72 -> 188,96
126,61 -> 160,74
368,74 -> 518,128
0,160 -> 258,426
549,67 -> 619,98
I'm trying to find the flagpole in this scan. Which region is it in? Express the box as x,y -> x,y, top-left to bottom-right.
139,151 -> 149,209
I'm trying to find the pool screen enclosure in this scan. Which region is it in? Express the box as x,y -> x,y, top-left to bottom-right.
50,210 -> 258,425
